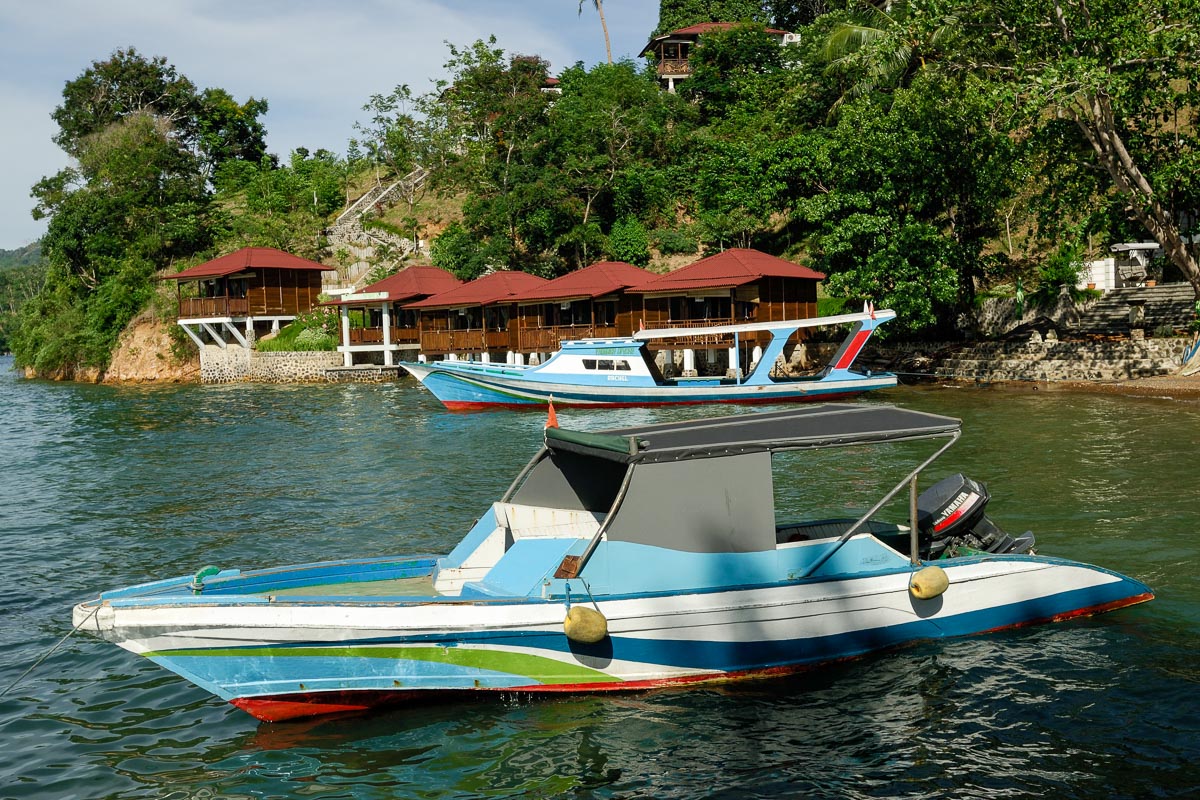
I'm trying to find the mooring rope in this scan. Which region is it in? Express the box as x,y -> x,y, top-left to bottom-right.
0,605 -> 100,700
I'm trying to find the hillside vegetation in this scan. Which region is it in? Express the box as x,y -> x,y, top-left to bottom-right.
10,0 -> 1200,378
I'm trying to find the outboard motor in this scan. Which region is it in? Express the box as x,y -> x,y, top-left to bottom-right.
917,473 -> 1036,560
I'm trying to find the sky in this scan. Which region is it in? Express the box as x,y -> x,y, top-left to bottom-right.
0,0 -> 661,251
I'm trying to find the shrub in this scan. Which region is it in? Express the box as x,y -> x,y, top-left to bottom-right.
652,226 -> 699,256
608,218 -> 650,267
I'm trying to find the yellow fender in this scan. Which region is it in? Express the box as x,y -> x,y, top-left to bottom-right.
564,606 -> 608,643
909,565 -> 949,600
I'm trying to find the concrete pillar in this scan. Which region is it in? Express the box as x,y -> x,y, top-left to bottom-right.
417,354 -> 427,364
662,349 -> 673,376
506,351 -> 515,365
683,348 -> 696,376
448,353 -> 458,361
481,353 -> 490,364
514,352 -> 525,366
728,346 -> 738,371
707,348 -> 718,364
381,302 -> 393,367
340,306 -> 352,367
751,345 -> 763,369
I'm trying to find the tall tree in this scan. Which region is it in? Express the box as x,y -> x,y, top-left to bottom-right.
973,0 -> 1200,298
579,1 -> 613,64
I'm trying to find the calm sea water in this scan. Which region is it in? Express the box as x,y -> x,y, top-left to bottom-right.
1,354 -> 1198,799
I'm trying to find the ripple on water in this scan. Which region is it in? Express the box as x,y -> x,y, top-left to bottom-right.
2,370 -> 1200,798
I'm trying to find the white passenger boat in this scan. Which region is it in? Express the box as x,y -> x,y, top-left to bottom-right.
401,310 -> 897,409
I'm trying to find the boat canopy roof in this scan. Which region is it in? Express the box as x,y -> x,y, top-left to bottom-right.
631,309 -> 895,341
544,404 -> 960,465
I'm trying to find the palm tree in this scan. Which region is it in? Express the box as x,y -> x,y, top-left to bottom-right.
822,1 -> 961,113
578,0 -> 613,65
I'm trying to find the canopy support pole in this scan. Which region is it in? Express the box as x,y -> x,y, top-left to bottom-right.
799,432 -> 959,579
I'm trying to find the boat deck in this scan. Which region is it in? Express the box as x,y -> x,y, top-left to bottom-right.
263,574 -> 438,598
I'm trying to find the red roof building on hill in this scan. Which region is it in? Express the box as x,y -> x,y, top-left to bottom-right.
640,22 -> 792,93
508,260 -> 654,353
164,246 -> 334,350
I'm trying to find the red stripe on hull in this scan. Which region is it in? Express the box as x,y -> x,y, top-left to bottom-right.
441,391 -> 866,412
229,593 -> 1153,722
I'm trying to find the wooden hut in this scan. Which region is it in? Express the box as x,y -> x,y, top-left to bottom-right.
640,23 -> 790,93
323,266 -> 462,367
509,261 -> 653,355
165,247 -> 332,348
404,271 -> 549,361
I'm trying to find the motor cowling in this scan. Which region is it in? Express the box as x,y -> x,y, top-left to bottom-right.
917,473 -> 1035,559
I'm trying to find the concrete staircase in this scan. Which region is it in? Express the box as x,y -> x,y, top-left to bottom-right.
324,167 -> 431,291
1074,283 -> 1196,336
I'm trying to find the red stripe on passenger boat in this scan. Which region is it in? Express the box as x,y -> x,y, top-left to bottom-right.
229,590 -> 1155,723
833,330 -> 872,370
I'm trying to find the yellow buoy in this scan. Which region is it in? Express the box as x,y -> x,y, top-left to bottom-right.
563,605 -> 608,644
909,565 -> 950,600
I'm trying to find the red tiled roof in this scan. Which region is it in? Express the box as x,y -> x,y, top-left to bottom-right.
405,270 -> 549,309
510,261 -> 653,303
626,249 -> 824,294
668,22 -> 788,37
640,22 -> 790,56
324,266 -> 462,306
164,247 -> 331,280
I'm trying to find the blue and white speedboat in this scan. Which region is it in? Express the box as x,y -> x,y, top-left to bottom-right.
73,404 -> 1151,722
401,310 -> 896,409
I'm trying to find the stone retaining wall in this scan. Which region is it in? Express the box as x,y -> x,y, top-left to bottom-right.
200,346 -> 341,383
877,337 -> 1190,383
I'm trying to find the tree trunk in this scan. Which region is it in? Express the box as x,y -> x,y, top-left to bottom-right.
1072,93 -> 1200,300
597,1 -> 613,65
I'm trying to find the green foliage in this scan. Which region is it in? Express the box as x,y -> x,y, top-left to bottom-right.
652,226 -> 699,256
655,0 -> 768,34
607,218 -> 651,266
257,309 -> 338,352
430,221 -> 493,280
214,149 -> 348,258
1032,243 -> 1084,306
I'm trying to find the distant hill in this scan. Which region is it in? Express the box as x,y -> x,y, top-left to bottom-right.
0,242 -> 42,270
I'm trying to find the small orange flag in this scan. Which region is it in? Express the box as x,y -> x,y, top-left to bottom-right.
546,399 -> 559,429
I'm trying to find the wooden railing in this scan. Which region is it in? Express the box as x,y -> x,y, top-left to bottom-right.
658,59 -> 691,76
517,324 -> 617,352
641,317 -> 737,347
348,327 -> 419,345
419,329 -> 496,353
179,297 -> 250,318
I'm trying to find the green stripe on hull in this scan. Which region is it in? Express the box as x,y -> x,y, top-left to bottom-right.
145,644 -> 621,685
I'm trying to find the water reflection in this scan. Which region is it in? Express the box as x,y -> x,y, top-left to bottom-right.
3,365 -> 1200,798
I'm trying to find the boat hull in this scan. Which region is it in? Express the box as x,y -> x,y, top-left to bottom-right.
401,363 -> 896,409
74,555 -> 1152,722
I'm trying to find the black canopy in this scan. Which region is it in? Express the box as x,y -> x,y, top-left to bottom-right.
544,404 -> 960,465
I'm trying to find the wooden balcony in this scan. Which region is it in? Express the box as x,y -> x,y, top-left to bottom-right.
419,329 -> 501,353
641,318 -> 737,347
657,59 -> 691,77
179,297 -> 250,318
517,324 -> 618,352
348,327 -> 419,345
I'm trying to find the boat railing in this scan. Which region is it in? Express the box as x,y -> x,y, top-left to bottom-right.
641,318 -> 738,346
